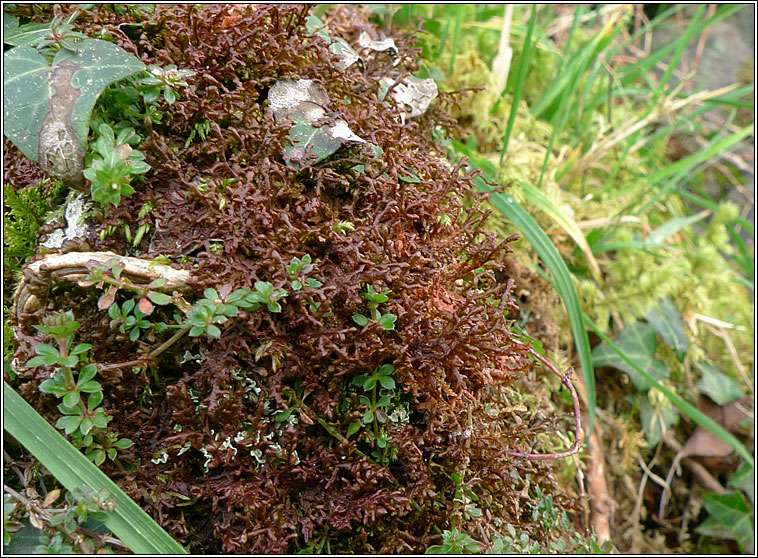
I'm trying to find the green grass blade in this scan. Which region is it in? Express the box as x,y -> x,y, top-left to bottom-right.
4,382 -> 187,554
635,124 -> 754,216
651,5 -> 705,100
498,4 -> 537,164
485,188 -> 596,432
455,141 -> 600,278
584,323 -> 754,467
447,5 -> 465,77
453,148 -> 596,432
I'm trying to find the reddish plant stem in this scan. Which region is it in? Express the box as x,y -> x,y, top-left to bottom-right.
504,342 -> 583,461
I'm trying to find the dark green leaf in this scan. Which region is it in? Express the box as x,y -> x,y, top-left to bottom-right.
728,464 -> 754,504
3,22 -> 51,47
284,116 -> 342,169
699,492 -> 754,553
347,422 -> 361,436
696,361 -> 744,406
592,323 -> 670,390
645,297 -> 688,361
4,40 -> 145,166
379,375 -> 396,389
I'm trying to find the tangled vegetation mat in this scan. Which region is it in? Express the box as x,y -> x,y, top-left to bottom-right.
3,4 -> 598,554
5,4 -> 754,555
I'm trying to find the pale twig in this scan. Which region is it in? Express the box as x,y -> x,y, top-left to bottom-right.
630,442 -> 661,552
704,324 -> 752,391
662,432 -> 726,495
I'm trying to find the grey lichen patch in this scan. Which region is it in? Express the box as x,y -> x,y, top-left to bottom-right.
380,76 -> 439,124
40,192 -> 91,250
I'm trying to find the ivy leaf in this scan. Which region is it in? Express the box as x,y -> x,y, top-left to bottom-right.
3,21 -> 51,47
3,39 -> 145,181
728,464 -> 755,505
696,361 -> 744,406
592,322 -> 669,390
697,492 -> 754,554
644,297 -> 688,361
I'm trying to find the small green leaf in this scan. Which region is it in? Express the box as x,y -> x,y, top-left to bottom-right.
78,363 -> 98,383
347,422 -> 361,436
35,344 -> 59,357
399,170 -> 421,183
70,343 -> 92,356
114,438 -> 134,449
189,325 -> 205,337
26,356 -> 50,368
377,313 -> 397,330
80,418 -> 95,436
267,302 -> 282,313
78,381 -> 101,393
353,313 -> 369,327
90,449 -> 107,466
378,375 -> 395,389
56,415 -> 83,435
147,291 -> 172,305
39,378 -> 67,396
59,355 -> 79,368
87,391 -> 104,410
205,324 -> 221,339
63,391 -> 81,408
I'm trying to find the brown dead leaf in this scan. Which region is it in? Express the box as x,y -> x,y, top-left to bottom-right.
660,395 -> 753,518
42,488 -> 61,508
